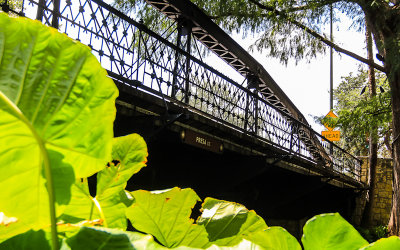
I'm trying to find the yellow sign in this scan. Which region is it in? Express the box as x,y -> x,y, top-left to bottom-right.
322,130 -> 340,142
322,110 -> 338,131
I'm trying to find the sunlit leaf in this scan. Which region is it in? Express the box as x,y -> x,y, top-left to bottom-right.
96,134 -> 148,228
359,236 -> 400,250
0,13 -> 117,240
0,230 -> 51,250
302,213 -> 369,250
245,227 -> 301,250
197,197 -> 268,246
59,179 -> 100,225
65,227 -> 169,250
126,187 -> 210,248
60,134 -> 147,229
97,134 -> 148,196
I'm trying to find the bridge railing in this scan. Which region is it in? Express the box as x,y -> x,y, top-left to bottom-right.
1,0 -> 362,182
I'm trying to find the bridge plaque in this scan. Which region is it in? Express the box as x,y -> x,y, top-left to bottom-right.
181,129 -> 223,154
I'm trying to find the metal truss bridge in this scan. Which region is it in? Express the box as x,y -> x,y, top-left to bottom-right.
2,0 -> 364,188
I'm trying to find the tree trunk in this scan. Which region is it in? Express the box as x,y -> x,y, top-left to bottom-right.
362,4 -> 400,235
388,67 -> 400,235
361,21 -> 378,227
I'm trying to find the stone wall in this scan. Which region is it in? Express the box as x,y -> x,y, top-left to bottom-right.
353,157 -> 393,227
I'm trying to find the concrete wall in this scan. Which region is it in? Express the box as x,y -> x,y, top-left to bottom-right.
353,157 -> 393,227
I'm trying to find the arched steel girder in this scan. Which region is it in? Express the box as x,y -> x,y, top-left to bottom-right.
146,0 -> 332,166
146,0 -> 302,120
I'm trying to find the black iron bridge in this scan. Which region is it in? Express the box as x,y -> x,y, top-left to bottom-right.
3,0 -> 365,223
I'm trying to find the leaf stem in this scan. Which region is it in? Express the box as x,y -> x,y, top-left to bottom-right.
0,91 -> 59,250
92,197 -> 108,228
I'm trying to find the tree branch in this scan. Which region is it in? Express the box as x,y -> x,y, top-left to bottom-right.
247,0 -> 386,72
284,0 -> 339,13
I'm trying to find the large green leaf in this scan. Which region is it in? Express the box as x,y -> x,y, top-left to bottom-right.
60,134 -> 148,229
359,236 -> 400,250
302,213 -> 369,250
126,187 -> 210,248
0,13 -> 117,240
59,179 -> 99,225
96,134 -> 148,228
65,227 -> 169,250
245,227 -> 301,250
97,134 -> 148,197
0,230 -> 51,250
0,13 -> 117,178
197,198 -> 268,246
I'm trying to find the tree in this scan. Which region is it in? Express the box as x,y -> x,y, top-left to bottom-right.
325,69 -> 391,157
330,67 -> 391,226
116,0 -> 400,235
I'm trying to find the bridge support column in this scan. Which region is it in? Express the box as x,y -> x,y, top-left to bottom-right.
171,22 -> 183,99
171,18 -> 192,104
183,25 -> 192,104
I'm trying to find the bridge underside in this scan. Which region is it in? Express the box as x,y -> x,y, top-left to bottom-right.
114,81 -> 359,225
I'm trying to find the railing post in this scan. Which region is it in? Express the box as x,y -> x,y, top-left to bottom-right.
52,0 -> 61,29
244,91 -> 250,131
245,74 -> 258,132
289,122 -> 296,154
183,24 -> 192,104
171,21 -> 183,99
36,0 -> 46,21
254,90 -> 259,135
171,18 -> 192,103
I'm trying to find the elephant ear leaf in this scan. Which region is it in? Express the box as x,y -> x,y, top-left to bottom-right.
0,13 -> 118,241
244,227 -> 301,250
60,134 -> 148,229
302,213 -> 369,250
97,133 -> 148,197
359,236 -> 400,250
126,187 -> 210,249
197,198 -> 268,246
96,133 -> 148,229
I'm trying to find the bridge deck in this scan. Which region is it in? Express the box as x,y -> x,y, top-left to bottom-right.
2,0 -> 364,188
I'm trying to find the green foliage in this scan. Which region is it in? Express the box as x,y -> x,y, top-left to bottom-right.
0,12 -> 118,244
126,187 -> 210,248
197,197 -> 268,246
1,11 -> 400,250
357,225 -> 389,243
65,227 -> 169,250
360,236 -> 400,249
302,213 -> 369,249
245,227 -> 302,250
60,133 -> 148,229
316,69 -> 391,156
126,188 -> 268,248
0,230 -> 52,250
